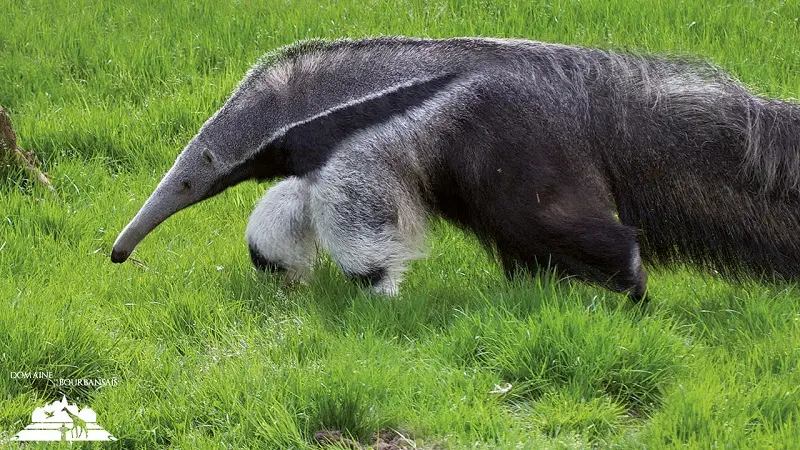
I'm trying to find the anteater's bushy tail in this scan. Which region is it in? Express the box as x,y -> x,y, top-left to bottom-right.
589,52 -> 800,279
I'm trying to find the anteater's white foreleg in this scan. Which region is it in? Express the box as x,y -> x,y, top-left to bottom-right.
309,151 -> 427,296
246,177 -> 317,282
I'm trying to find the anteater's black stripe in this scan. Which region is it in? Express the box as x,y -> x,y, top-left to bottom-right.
279,73 -> 458,175
210,74 -> 459,194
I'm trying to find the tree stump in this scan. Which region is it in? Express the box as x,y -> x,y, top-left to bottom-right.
0,107 -> 53,189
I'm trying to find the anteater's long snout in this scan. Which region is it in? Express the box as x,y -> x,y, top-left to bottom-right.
110,151 -> 217,263
110,190 -> 176,264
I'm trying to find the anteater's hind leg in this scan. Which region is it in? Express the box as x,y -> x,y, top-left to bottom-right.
309,156 -> 426,296
551,216 -> 648,301
498,207 -> 648,301
246,177 -> 317,282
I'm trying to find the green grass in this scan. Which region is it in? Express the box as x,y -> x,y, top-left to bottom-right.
2,0 -> 800,448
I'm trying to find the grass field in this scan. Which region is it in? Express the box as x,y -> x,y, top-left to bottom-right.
2,0 -> 800,448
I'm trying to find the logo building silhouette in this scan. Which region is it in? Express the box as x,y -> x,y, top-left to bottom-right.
12,395 -> 116,441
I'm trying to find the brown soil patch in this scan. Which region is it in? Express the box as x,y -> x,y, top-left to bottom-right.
314,429 -> 418,449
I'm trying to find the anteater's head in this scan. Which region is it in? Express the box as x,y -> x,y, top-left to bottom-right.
110,80 -> 289,264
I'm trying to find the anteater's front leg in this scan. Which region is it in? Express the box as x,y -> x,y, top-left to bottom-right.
246,177 -> 317,282
309,153 -> 426,296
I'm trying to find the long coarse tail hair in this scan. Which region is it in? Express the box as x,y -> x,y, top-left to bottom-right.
586,51 -> 800,280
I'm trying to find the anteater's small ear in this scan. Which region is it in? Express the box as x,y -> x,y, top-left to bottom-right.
202,148 -> 215,164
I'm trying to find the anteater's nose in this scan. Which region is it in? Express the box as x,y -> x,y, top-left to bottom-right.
110,247 -> 130,264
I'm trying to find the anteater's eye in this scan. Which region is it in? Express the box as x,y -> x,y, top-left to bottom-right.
202,148 -> 214,164
181,180 -> 192,191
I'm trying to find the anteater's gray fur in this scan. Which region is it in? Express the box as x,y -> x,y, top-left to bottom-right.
112,37 -> 800,299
